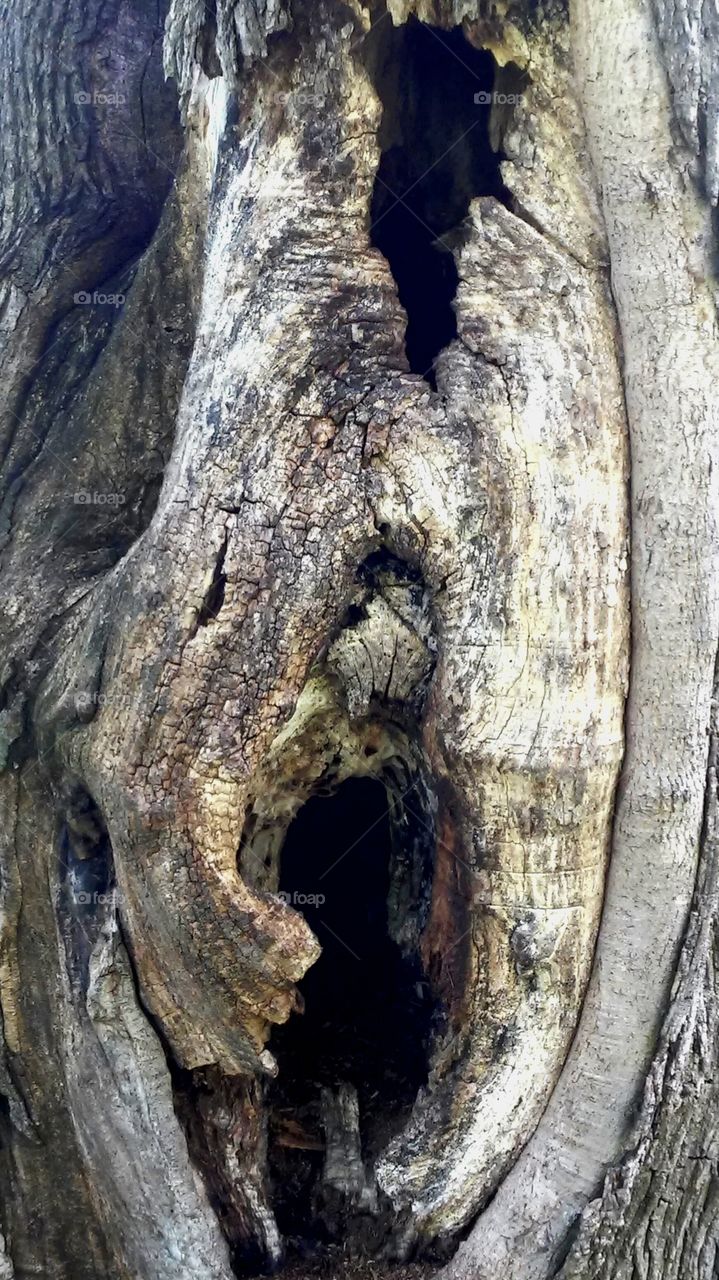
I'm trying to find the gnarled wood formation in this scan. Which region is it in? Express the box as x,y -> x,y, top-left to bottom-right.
0,0 -> 715,1277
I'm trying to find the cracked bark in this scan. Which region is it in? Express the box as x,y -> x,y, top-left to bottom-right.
0,0 -> 717,1278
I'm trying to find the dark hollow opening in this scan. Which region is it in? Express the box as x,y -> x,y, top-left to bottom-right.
369,21 -> 511,387
57,788 -> 115,990
266,776 -> 434,1256
197,532 -> 228,627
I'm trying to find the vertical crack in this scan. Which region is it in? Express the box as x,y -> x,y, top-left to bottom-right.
366,19 -> 516,387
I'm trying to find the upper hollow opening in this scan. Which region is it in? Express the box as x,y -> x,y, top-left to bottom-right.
57,787 -> 115,988
265,772 -> 438,1261
197,535 -> 228,626
366,19 -> 515,387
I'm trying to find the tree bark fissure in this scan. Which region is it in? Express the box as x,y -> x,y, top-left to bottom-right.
0,0 -> 717,1278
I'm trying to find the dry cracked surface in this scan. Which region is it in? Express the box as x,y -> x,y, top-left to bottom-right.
20,1 -> 719,1278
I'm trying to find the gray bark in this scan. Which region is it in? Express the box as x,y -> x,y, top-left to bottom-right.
0,1 -> 717,1278
442,0 -> 719,1272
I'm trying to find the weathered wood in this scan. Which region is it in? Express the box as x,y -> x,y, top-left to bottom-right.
440,0 -> 719,1274
0,0 -> 716,1276
560,690 -> 719,1278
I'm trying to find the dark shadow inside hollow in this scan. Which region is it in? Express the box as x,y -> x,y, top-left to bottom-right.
57,787 -> 115,991
368,20 -> 513,386
266,775 -> 435,1253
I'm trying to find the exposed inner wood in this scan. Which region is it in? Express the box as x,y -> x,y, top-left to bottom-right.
0,2 -> 643,1278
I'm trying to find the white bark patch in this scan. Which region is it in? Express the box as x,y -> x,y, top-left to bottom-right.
63,916 -> 234,1280
442,0 -> 719,1275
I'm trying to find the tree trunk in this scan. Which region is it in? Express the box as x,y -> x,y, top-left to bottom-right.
0,1 -> 716,1277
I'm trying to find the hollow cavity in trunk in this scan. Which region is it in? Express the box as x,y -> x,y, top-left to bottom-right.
266,773 -> 436,1258
368,19 -> 511,387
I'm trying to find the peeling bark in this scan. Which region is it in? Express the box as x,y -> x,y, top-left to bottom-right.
0,0 -> 717,1278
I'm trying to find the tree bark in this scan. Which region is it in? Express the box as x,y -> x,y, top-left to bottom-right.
0,1 -> 717,1278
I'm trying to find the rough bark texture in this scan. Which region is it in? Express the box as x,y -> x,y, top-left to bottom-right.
440,0 -> 719,1274
0,0 -> 717,1278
